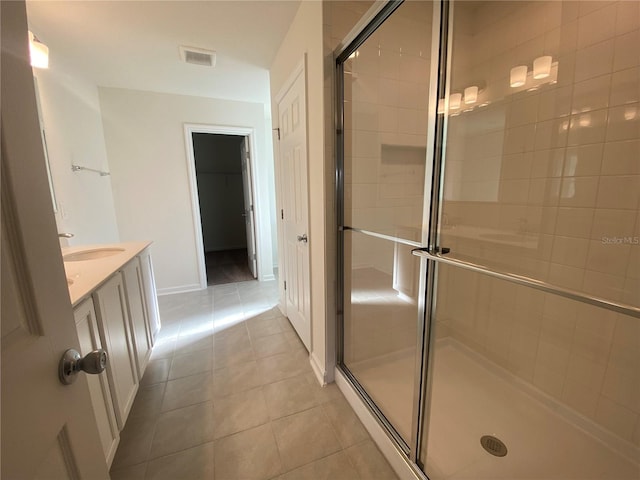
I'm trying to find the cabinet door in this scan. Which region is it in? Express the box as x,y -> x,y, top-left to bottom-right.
138,249 -> 161,344
121,260 -> 152,379
74,298 -> 120,467
93,273 -> 138,429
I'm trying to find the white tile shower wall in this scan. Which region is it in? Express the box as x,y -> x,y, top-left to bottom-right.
438,1 -> 640,447
343,2 -> 433,242
327,1 -> 429,366
323,0 -> 375,350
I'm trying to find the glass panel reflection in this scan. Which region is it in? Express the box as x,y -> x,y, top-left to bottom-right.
439,0 -> 640,307
421,262 -> 640,479
343,1 -> 434,242
343,230 -> 421,442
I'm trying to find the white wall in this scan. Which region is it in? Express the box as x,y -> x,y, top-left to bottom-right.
33,67 -> 119,245
270,1 -> 328,379
98,87 -> 276,294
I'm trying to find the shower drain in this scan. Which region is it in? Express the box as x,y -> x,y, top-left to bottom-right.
480,435 -> 508,457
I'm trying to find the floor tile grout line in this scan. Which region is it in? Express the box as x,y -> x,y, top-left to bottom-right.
279,448 -> 363,478
116,281 -> 334,478
144,437 -> 216,465
109,461 -> 147,476
159,397 -> 213,417
144,402 -> 214,463
115,413 -> 159,472
267,418 -> 287,477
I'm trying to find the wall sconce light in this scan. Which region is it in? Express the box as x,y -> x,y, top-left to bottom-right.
578,115 -> 591,127
533,56 -> 552,79
624,107 -> 637,121
510,65 -> 527,87
464,86 -> 478,104
449,93 -> 462,110
28,31 -> 49,69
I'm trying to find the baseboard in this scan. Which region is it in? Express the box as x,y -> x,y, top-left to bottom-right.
334,368 -> 424,480
309,352 -> 326,386
156,284 -> 203,296
277,302 -> 286,317
260,273 -> 276,282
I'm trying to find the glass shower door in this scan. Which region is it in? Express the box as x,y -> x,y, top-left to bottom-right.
338,0 -> 437,447
418,1 -> 640,478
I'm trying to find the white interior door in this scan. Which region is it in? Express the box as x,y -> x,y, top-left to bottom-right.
277,61 -> 311,350
1,2 -> 108,478
241,137 -> 258,278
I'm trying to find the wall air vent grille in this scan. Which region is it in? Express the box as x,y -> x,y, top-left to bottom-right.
179,46 -> 216,67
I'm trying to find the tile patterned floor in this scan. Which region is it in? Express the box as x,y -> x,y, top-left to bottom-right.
109,280 -> 399,480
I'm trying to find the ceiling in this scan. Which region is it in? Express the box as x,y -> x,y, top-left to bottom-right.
25,1 -> 301,103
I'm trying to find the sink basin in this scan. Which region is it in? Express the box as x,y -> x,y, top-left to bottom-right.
63,247 -> 125,262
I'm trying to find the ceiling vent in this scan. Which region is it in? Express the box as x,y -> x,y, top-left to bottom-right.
179,46 -> 216,67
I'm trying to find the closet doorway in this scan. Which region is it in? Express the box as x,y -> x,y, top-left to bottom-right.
185,126 -> 258,286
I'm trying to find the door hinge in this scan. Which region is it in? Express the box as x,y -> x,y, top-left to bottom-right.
284,280 -> 287,291
280,209 -> 284,220
273,128 -> 280,140
253,253 -> 257,260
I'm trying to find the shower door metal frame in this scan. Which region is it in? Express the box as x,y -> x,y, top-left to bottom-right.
412,0 -> 451,469
412,0 -> 640,473
334,0 -> 448,469
335,0 -> 413,456
336,0 -> 640,477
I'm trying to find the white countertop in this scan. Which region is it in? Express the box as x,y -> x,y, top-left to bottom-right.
63,241 -> 152,307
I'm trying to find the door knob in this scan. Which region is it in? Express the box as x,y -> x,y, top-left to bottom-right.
297,234 -> 308,243
58,348 -> 107,385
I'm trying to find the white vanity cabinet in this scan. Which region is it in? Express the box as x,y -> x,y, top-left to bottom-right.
120,259 -> 152,379
92,272 -> 139,430
73,298 -> 120,467
67,242 -> 160,461
138,249 -> 160,343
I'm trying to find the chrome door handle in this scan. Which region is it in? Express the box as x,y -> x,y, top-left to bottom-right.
59,348 -> 107,385
297,234 -> 308,243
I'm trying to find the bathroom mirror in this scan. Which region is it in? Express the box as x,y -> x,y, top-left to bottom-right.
33,77 -> 58,213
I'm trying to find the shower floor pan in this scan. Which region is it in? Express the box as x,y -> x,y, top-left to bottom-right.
350,341 -> 639,479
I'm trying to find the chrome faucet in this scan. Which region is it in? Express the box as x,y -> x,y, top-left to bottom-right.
58,233 -> 74,238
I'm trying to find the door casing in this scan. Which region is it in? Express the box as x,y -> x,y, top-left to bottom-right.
183,124 -> 262,286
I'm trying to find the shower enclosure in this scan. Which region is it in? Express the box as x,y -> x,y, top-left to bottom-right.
336,1 -> 640,478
